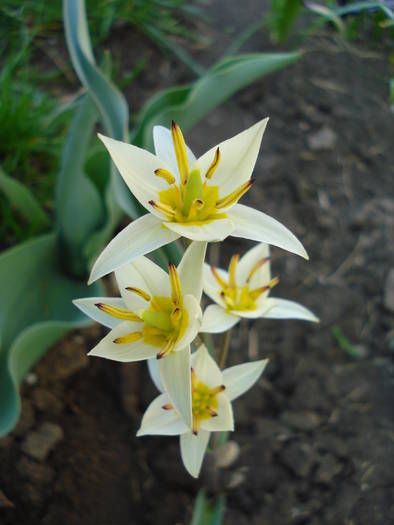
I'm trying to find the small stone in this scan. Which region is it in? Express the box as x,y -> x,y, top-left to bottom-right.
17,457 -> 54,484
0,488 -> 14,508
21,422 -> 64,461
281,441 -> 315,478
212,441 -> 240,469
307,126 -> 337,150
50,340 -> 89,380
315,453 -> 343,484
384,269 -> 394,312
32,388 -> 64,415
281,410 -> 321,431
25,373 -> 38,385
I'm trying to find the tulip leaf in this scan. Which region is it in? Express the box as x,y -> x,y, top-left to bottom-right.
132,51 -> 301,150
0,233 -> 103,436
55,94 -> 105,277
0,166 -> 50,231
63,0 -> 143,220
190,490 -> 226,525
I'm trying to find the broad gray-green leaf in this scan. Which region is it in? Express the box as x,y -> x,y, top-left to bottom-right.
132,51 -> 301,149
63,0 -> 142,219
0,167 -> 50,230
0,233 -> 103,436
56,94 -> 104,276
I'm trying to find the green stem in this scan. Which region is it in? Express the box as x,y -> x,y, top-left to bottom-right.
218,329 -> 231,369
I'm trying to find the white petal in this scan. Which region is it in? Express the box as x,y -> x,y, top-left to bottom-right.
147,358 -> 164,393
200,304 -> 240,333
88,321 -> 157,362
153,125 -> 196,180
223,359 -> 269,401
191,345 -> 223,387
137,393 -> 189,436
203,263 -> 227,307
174,294 -> 202,351
116,255 -> 170,304
196,118 -> 269,197
114,261 -> 153,311
228,204 -> 309,260
236,243 -> 271,288
201,394 -> 234,432
178,241 -> 207,302
73,297 -> 126,328
99,133 -> 171,216
88,214 -> 179,284
164,217 -> 235,242
261,297 -> 319,322
180,430 -> 210,478
159,347 -> 192,429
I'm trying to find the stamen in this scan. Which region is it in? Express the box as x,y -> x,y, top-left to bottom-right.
246,257 -> 270,284
154,168 -> 175,185
250,276 -> 280,300
156,335 -> 177,359
192,419 -> 200,436
162,403 -> 174,410
125,287 -> 151,302
171,121 -> 189,185
113,331 -> 142,344
168,263 -> 182,305
216,179 -> 254,210
193,198 -> 204,210
211,266 -> 228,289
206,406 -> 218,417
170,307 -> 182,327
149,200 -> 175,219
220,290 -> 235,308
205,147 -> 220,179
209,385 -> 226,396
96,303 -> 141,322
228,253 -> 239,289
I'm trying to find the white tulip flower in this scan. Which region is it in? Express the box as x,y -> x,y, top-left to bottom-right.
138,345 -> 268,478
74,241 -> 206,427
201,243 -> 319,333
88,119 -> 308,283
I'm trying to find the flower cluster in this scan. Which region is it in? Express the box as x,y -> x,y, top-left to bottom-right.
75,119 -> 318,477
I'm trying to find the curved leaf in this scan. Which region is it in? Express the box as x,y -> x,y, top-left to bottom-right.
0,167 -> 50,230
132,51 -> 301,149
63,0 -> 142,219
55,94 -> 104,276
0,233 -> 103,436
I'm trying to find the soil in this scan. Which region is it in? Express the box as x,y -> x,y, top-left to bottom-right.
1,1 -> 394,524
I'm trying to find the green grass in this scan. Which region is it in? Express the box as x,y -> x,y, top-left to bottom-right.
0,0 -> 205,248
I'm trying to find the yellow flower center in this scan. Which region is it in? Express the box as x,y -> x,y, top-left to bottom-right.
162,368 -> 225,435
149,121 -> 253,225
211,254 -> 279,312
96,263 -> 188,359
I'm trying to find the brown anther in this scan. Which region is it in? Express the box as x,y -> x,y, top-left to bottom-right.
206,406 -> 218,417
162,403 -> 174,410
209,385 -> 226,396
205,147 -> 220,179
246,256 -> 271,283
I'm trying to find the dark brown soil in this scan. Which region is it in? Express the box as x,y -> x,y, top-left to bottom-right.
1,1 -> 394,524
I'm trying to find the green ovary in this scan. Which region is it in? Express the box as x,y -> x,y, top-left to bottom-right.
158,170 -> 226,224
141,296 -> 188,349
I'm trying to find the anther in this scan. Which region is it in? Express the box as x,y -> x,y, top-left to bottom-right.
125,287 -> 151,302
168,263 -> 182,305
211,266 -> 228,289
113,331 -> 142,344
154,168 -> 175,185
162,403 -> 174,410
246,257 -> 270,283
205,147 -> 220,179
216,179 -> 254,210
228,253 -> 239,289
209,385 -> 226,396
149,200 -> 175,219
96,303 -> 141,322
171,121 -> 189,185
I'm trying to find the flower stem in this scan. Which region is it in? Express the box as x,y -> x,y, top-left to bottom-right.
218,329 -> 231,369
